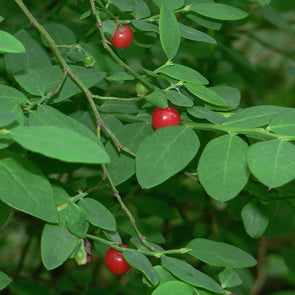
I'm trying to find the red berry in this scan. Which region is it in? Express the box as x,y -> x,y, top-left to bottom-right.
110,24 -> 134,49
152,106 -> 181,129
105,244 -> 130,275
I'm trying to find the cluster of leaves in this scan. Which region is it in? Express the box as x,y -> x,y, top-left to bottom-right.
0,0 -> 295,294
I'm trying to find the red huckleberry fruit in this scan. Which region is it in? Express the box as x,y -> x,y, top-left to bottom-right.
152,106 -> 181,129
105,244 -> 130,275
110,24 -> 134,49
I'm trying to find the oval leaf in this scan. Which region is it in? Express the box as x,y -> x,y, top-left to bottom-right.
159,5 -> 180,60
79,198 -> 116,231
223,105 -> 287,128
145,88 -> 168,108
161,256 -> 225,294
198,134 -> 249,202
185,84 -> 228,107
241,201 -> 269,238
0,150 -> 58,223
123,251 -> 160,286
186,238 -> 257,268
14,69 -> 47,96
136,126 -> 200,188
10,126 -> 110,164
269,109 -> 295,136
41,223 -> 79,270
192,3 -> 249,21
247,139 -> 295,189
179,23 -> 216,44
0,30 -> 25,53
0,85 -> 29,104
158,64 -> 208,85
165,90 -> 193,107
218,266 -> 242,289
0,271 -> 12,291
152,280 -> 194,295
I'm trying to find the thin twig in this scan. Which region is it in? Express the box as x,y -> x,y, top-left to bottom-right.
250,236 -> 269,295
86,233 -> 191,257
101,164 -> 156,251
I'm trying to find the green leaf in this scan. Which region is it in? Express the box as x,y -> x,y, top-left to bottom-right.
10,126 -> 110,164
0,150 -> 58,223
14,69 -> 47,96
165,90 -> 193,107
152,280 -> 194,295
51,182 -> 71,204
0,30 -> 25,53
79,198 -> 116,231
198,134 -> 249,202
0,85 -> 29,104
241,201 -> 269,238
269,109 -> 295,136
123,251 -> 160,286
29,105 -> 100,144
106,123 -> 153,186
185,84 -> 228,107
41,223 -> 79,270
5,30 -> 51,75
132,20 -> 158,32
0,111 -> 17,127
136,126 -> 199,188
179,23 -> 216,44
154,265 -> 176,284
0,100 -> 25,126
109,0 -> 133,11
100,100 -> 142,114
223,105 -> 287,127
152,0 -> 185,10
208,86 -> 241,111
186,238 -> 257,268
145,88 -> 168,108
186,13 -> 222,31
0,271 -> 12,291
103,230 -> 122,244
157,64 -> 208,85
192,3 -> 249,20
219,266 -> 242,289
43,23 -> 76,45
159,5 -> 181,60
161,256 -> 225,294
130,0 -> 151,19
187,106 -> 225,124
65,202 -> 89,238
247,139 -> 295,189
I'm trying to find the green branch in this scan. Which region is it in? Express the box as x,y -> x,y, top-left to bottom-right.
186,122 -> 295,141
101,164 -> 155,251
86,234 -> 191,258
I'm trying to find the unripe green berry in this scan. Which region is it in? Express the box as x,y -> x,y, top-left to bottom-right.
83,53 -> 95,67
136,83 -> 148,97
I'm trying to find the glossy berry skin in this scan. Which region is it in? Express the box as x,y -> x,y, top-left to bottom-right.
110,24 -> 134,49
152,106 -> 181,129
105,244 -> 130,275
